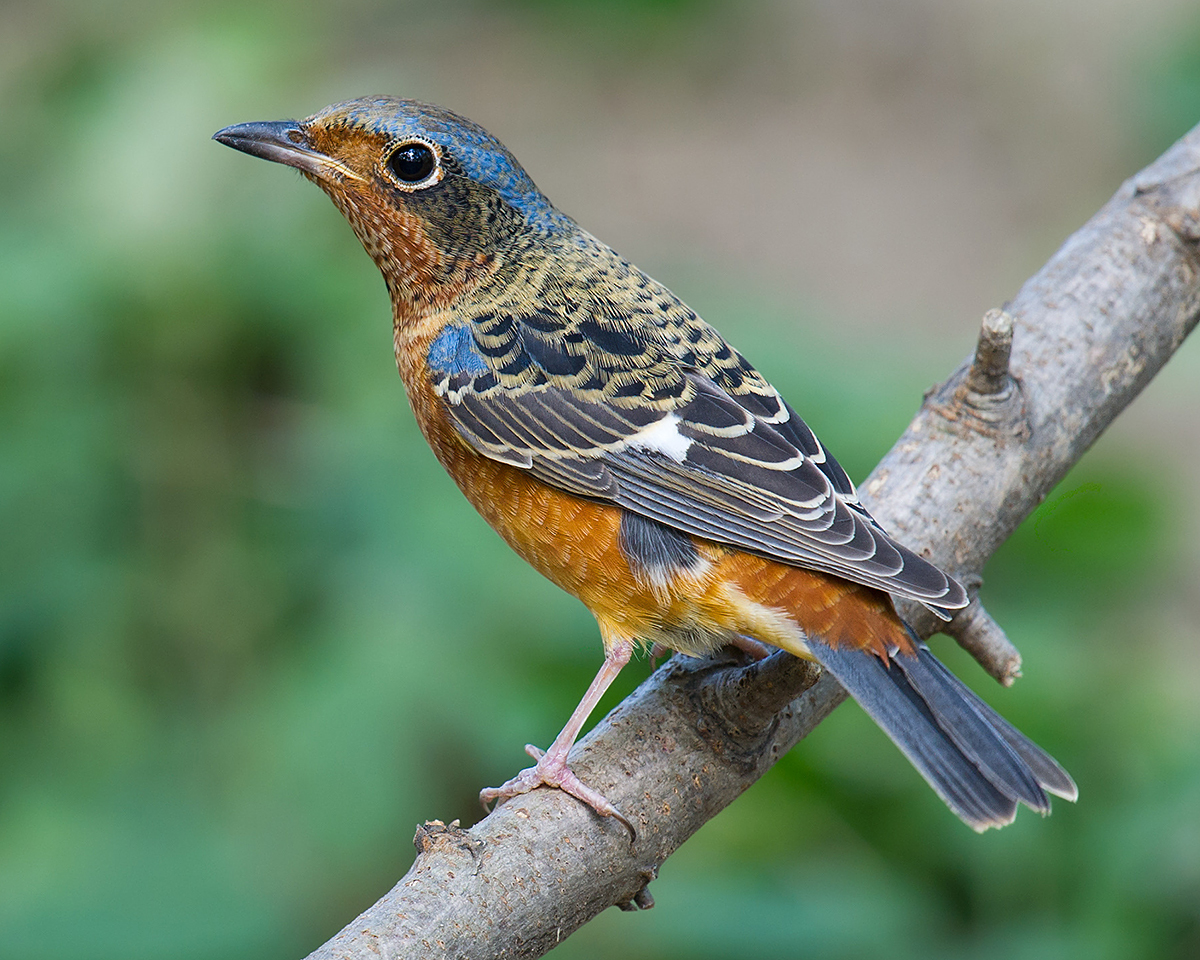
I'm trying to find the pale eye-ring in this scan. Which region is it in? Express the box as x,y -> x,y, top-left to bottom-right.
385,141 -> 437,186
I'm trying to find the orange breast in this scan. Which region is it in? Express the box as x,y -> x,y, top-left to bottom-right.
401,365 -> 654,628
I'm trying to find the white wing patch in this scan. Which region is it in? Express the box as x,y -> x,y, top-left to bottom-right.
622,413 -> 693,462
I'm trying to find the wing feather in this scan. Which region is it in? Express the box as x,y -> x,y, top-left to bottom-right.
427,272 -> 967,610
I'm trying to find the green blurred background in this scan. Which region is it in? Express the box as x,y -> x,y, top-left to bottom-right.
2,1 -> 1199,957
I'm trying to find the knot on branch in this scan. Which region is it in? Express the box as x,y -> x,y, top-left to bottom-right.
896,582 -> 1023,687
965,308 -> 1014,396
1133,165 -> 1200,246
413,818 -> 483,859
676,649 -> 821,773
946,598 -> 1023,686
615,871 -> 658,911
930,309 -> 1030,440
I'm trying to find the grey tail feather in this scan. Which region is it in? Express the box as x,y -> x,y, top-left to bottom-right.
911,646 -> 1078,802
807,630 -> 1077,831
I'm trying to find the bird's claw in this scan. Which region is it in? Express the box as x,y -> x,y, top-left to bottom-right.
479,749 -> 636,843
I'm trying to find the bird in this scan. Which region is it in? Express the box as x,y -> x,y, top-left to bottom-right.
214,97 -> 1076,835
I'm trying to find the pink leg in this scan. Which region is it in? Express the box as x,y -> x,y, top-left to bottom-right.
729,634 -> 772,660
480,640 -> 635,836
651,635 -> 770,671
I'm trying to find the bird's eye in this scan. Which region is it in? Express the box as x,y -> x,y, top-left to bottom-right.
386,142 -> 436,185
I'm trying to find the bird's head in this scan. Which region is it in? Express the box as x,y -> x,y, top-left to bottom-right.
214,97 -> 569,314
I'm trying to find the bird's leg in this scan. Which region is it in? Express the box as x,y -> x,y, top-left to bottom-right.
729,634 -> 772,660
480,639 -> 635,837
650,635 -> 768,672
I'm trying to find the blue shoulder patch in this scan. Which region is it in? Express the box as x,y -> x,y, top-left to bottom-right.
427,323 -> 490,377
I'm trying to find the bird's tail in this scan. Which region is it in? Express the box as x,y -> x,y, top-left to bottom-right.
805,625 -> 1077,831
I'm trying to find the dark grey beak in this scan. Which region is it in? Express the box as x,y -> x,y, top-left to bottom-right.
213,120 -> 306,163
213,120 -> 364,183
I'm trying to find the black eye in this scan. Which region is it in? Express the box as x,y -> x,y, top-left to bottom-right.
386,143 -> 436,184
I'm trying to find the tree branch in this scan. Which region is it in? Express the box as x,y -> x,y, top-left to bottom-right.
303,124 -> 1200,960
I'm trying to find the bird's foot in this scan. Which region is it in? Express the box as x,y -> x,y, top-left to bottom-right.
480,743 -> 635,840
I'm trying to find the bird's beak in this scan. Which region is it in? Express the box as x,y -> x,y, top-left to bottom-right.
212,120 -> 366,184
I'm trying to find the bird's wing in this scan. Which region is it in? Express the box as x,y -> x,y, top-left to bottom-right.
426,290 -> 967,612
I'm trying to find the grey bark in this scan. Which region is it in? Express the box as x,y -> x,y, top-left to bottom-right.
304,124 -> 1200,960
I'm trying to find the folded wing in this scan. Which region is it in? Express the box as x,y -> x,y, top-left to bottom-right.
429,301 -> 967,612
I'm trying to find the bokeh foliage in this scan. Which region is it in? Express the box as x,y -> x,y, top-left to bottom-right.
1,2 -> 1198,959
